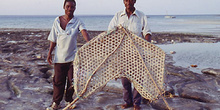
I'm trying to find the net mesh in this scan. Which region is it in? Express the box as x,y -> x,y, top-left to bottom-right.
73,26 -> 165,101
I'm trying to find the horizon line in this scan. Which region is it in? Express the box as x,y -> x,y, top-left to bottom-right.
0,14 -> 220,16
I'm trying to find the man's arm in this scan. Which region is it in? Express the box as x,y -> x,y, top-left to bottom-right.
142,14 -> 152,42
47,41 -> 56,65
81,29 -> 90,42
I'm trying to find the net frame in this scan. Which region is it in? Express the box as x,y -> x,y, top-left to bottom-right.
64,26 -> 171,110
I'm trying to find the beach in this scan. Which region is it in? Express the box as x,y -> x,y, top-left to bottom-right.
0,29 -> 220,110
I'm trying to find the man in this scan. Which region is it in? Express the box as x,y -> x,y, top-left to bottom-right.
108,0 -> 151,110
47,0 -> 90,109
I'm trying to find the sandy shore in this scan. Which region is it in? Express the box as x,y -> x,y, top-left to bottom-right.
0,28 -> 220,110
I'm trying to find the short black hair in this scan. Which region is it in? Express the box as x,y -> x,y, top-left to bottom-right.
63,0 -> 76,8
124,0 -> 136,2
124,0 -> 136,1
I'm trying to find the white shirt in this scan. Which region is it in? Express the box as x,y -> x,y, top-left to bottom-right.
108,9 -> 151,38
48,16 -> 86,63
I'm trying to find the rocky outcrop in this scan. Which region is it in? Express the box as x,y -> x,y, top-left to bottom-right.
0,30 -> 220,110
202,68 -> 220,76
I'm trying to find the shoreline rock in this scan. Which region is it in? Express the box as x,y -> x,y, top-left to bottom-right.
201,68 -> 220,76
0,29 -> 220,110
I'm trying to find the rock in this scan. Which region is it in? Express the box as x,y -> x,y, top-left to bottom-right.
151,40 -> 157,44
95,96 -> 108,104
7,79 -> 21,98
204,103 -> 220,110
0,75 -> 12,101
7,41 -> 18,44
190,64 -> 198,68
201,68 -> 220,76
178,81 -> 220,103
105,104 -> 117,110
1,48 -> 12,53
39,67 -> 49,74
36,62 -> 48,66
36,54 -> 42,58
94,92 -> 122,104
12,64 -> 23,68
8,72 -> 20,76
151,97 -> 207,110
170,51 -> 176,54
1,30 -> 220,110
46,69 -> 54,77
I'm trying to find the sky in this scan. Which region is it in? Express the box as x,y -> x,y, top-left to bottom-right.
0,0 -> 220,15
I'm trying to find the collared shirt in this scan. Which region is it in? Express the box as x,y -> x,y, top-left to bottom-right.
108,9 -> 151,38
48,16 -> 86,63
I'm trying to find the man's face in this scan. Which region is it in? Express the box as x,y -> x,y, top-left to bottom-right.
123,0 -> 135,9
64,1 -> 76,16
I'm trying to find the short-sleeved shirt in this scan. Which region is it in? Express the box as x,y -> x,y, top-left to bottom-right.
108,9 -> 151,38
48,16 -> 86,63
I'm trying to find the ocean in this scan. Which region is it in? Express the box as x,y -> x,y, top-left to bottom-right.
0,15 -> 220,37
0,15 -> 220,73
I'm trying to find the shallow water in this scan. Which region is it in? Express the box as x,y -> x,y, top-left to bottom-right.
157,42 -> 220,74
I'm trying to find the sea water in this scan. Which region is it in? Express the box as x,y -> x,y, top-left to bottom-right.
0,15 -> 220,37
0,15 -> 220,73
148,15 -> 220,37
157,42 -> 220,74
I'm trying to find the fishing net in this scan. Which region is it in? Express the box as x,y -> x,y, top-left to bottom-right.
73,26 -> 166,101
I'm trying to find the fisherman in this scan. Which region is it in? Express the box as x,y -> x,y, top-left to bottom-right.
108,0 -> 151,110
47,0 -> 90,109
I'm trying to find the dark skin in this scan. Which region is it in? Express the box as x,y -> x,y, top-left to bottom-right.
123,0 -> 151,42
47,1 -> 90,65
60,1 -> 75,30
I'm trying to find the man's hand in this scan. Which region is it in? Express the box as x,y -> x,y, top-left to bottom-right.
47,54 -> 53,65
47,41 -> 56,65
145,34 -> 152,42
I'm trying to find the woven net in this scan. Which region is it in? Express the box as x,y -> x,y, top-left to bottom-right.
73,26 -> 165,101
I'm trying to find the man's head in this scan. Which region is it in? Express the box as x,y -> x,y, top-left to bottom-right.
123,0 -> 136,10
63,0 -> 76,8
63,0 -> 76,16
